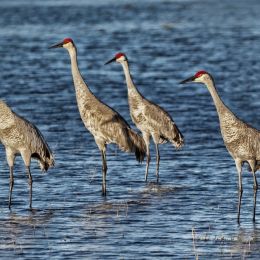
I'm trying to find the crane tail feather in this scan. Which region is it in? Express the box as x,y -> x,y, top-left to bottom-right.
128,129 -> 146,163
32,150 -> 54,172
168,123 -> 184,149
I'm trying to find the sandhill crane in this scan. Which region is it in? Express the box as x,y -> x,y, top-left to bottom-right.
50,39 -> 146,195
0,101 -> 54,209
105,53 -> 184,182
180,71 -> 260,222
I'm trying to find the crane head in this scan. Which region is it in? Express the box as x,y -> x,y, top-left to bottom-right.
105,52 -> 127,65
180,70 -> 213,84
49,38 -> 74,49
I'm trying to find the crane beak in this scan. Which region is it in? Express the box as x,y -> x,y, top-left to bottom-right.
105,57 -> 116,65
49,42 -> 63,49
179,75 -> 195,84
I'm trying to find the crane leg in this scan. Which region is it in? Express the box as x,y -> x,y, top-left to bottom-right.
21,151 -> 33,209
235,159 -> 243,192
155,143 -> 160,183
248,160 -> 258,222
8,166 -> 14,209
253,173 -> 258,190
248,160 -> 258,190
237,190 -> 243,224
6,148 -> 15,209
26,166 -> 33,209
143,133 -> 150,182
235,159 -> 243,223
145,148 -> 151,182
101,150 -> 107,196
253,188 -> 257,222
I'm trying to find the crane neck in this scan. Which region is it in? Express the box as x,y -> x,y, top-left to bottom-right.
67,46 -> 93,96
205,79 -> 229,115
121,60 -> 141,97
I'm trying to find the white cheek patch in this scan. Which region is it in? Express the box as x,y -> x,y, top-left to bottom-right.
118,57 -> 125,62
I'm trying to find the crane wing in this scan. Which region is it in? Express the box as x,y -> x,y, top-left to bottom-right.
143,101 -> 177,130
141,100 -> 184,147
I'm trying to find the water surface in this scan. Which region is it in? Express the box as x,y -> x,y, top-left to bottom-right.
0,0 -> 260,258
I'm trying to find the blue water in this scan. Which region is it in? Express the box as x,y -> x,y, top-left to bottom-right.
0,0 -> 259,258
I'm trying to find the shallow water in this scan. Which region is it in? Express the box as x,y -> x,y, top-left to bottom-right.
0,0 -> 259,259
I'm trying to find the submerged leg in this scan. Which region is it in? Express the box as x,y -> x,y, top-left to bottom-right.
155,143 -> 160,182
235,159 -> 243,223
101,150 -> 107,196
143,133 -> 150,182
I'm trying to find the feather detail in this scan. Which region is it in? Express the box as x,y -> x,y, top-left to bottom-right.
0,101 -> 54,172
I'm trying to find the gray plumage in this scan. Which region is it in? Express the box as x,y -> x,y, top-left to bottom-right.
106,53 -> 184,182
0,101 -> 54,209
181,71 -> 260,222
50,39 -> 146,195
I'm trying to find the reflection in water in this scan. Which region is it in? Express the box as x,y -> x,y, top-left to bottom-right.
229,225 -> 260,257
192,224 -> 260,258
0,209 -> 54,254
